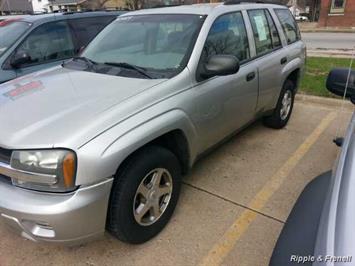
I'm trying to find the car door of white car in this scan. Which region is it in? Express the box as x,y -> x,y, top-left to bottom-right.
192,11 -> 259,151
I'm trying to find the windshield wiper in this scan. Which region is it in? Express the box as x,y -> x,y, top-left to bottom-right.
104,62 -> 153,79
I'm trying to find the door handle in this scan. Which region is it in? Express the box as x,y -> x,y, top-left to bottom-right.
246,72 -> 256,82
280,57 -> 287,65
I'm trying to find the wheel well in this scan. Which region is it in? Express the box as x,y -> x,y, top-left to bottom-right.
149,130 -> 190,174
116,130 -> 190,176
286,69 -> 300,91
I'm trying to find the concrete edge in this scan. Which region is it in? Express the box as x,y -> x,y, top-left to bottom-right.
306,52 -> 353,58
307,54 -> 352,59
296,94 -> 354,111
301,29 -> 355,33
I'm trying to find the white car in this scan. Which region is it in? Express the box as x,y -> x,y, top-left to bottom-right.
295,15 -> 309,22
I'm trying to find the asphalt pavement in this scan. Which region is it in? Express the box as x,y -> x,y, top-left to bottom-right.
302,32 -> 355,57
302,32 -> 355,50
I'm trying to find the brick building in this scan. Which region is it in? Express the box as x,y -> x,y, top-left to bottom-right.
318,0 -> 355,27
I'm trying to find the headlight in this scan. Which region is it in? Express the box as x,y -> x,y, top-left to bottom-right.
10,149 -> 77,192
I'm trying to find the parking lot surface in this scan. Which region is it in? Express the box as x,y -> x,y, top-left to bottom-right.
0,98 -> 352,266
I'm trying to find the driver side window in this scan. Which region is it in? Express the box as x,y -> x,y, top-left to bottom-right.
15,21 -> 75,68
202,12 -> 250,63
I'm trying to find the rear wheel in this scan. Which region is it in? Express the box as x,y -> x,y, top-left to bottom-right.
107,146 -> 181,244
263,80 -> 295,129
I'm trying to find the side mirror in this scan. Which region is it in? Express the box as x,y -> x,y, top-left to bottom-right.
200,55 -> 240,80
326,68 -> 355,104
78,46 -> 86,55
10,51 -> 31,68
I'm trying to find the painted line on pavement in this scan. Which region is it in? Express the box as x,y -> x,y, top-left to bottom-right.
199,111 -> 337,266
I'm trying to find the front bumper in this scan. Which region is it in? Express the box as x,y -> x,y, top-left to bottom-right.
0,178 -> 113,245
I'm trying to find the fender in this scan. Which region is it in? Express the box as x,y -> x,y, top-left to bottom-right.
281,57 -> 303,82
75,109 -> 198,186
269,57 -> 304,109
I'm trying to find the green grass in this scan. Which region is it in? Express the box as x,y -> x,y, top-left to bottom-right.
300,57 -> 352,97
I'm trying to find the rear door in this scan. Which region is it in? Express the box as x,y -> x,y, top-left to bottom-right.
68,16 -> 116,53
247,8 -> 287,113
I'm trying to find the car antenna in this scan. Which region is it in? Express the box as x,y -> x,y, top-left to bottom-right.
333,46 -> 355,147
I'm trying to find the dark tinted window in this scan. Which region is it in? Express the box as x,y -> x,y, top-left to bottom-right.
203,12 -> 250,62
275,9 -> 300,44
68,16 -> 116,51
16,21 -> 75,67
248,9 -> 273,55
331,0 -> 346,13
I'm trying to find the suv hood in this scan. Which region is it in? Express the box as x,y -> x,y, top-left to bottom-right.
0,67 -> 166,149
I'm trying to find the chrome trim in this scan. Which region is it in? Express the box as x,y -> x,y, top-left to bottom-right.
0,161 -> 57,185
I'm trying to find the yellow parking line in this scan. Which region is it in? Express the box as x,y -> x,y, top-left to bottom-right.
199,111 -> 337,266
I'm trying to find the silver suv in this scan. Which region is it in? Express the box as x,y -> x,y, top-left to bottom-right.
0,2 -> 305,245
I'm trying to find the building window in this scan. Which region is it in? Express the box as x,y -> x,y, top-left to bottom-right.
330,0 -> 346,13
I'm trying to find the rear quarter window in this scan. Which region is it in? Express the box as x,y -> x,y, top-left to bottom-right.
274,9 -> 300,44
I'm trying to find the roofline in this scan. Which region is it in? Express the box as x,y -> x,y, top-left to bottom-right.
17,10 -> 124,23
122,3 -> 288,17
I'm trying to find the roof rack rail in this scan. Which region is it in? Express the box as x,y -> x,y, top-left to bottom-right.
224,0 -> 286,5
62,9 -> 124,15
151,4 -> 182,8
224,0 -> 265,5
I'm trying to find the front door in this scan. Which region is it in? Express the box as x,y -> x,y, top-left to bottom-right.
192,11 -> 259,151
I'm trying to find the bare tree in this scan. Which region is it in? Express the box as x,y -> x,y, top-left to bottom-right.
125,0 -> 145,10
0,0 -> 3,13
81,0 -> 112,10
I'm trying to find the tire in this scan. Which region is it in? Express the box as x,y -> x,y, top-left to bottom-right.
263,79 -> 295,129
107,146 -> 182,244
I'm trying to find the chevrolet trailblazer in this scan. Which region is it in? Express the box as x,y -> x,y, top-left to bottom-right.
0,1 -> 305,244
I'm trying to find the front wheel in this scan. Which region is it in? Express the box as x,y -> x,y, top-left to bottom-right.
263,80 -> 295,129
107,146 -> 181,244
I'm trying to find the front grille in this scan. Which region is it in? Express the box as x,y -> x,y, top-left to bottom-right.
0,147 -> 12,164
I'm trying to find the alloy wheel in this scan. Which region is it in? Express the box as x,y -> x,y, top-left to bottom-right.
133,168 -> 173,226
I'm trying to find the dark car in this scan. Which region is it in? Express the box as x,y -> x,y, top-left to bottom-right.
0,11 -> 125,84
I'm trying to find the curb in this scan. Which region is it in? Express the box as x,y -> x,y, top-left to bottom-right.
307,52 -> 353,58
296,94 -> 354,110
301,29 -> 355,33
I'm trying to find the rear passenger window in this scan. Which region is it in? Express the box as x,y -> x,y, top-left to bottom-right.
275,9 -> 300,44
202,12 -> 250,63
68,16 -> 116,52
248,9 -> 273,55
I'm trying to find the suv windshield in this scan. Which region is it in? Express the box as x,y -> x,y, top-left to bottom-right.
81,14 -> 205,79
0,20 -> 31,57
